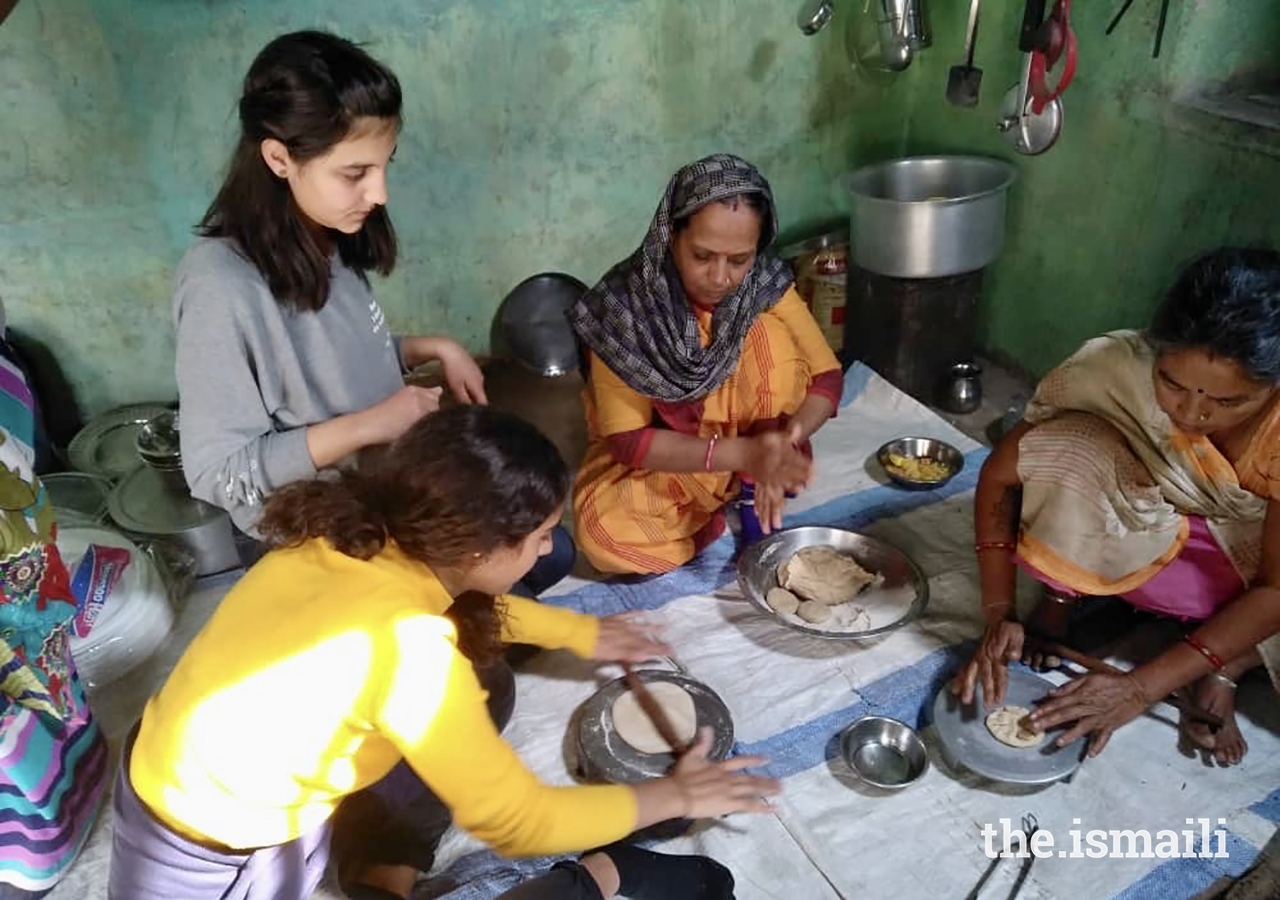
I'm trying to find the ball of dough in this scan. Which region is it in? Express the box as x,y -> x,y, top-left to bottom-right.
766,587 -> 801,615
779,546 -> 879,605
796,600 -> 832,623
611,682 -> 698,754
985,705 -> 1046,749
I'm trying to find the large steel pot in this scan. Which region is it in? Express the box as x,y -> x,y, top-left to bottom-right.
844,156 -> 1016,279
108,465 -> 240,576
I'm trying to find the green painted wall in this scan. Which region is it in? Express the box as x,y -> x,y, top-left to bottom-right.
13,1 -> 1267,418
892,0 -> 1280,376
1,0 -> 902,427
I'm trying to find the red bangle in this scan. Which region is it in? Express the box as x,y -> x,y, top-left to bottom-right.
975,541 -> 1017,554
703,434 -> 719,472
1184,634 -> 1226,671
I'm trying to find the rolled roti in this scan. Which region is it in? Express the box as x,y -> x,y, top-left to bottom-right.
985,705 -> 1046,749
611,682 -> 698,754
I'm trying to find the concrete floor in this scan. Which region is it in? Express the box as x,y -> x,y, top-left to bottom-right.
932,355 -> 1035,447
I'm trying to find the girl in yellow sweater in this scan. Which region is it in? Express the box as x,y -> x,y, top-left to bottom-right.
108,406 -> 777,900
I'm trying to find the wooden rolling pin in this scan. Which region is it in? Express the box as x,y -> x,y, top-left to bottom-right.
621,663 -> 689,753
1042,642 -> 1223,731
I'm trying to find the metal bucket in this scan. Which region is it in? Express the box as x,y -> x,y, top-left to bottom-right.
844,156 -> 1016,278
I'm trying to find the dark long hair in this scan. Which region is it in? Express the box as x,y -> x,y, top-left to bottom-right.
1149,247 -> 1280,383
259,407 -> 571,665
200,31 -> 401,312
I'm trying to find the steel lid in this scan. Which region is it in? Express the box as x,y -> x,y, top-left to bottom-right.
108,464 -> 227,535
42,472 -> 113,527
496,272 -> 589,377
930,667 -> 1086,785
68,402 -> 174,481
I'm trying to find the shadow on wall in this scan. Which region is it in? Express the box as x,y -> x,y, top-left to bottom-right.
6,328 -> 82,472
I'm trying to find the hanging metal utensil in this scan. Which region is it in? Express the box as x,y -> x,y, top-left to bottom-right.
1017,0 -> 1077,115
904,0 -> 932,52
945,0 -> 983,107
997,52 -> 1063,155
1106,0 -> 1172,59
797,0 -> 835,36
875,0 -> 915,71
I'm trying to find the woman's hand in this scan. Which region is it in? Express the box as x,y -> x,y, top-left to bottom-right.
743,425 -> 811,492
668,729 -> 780,818
952,619 -> 1025,706
592,613 -> 670,662
431,337 -> 488,405
362,385 -> 443,445
1028,672 -> 1151,757
755,482 -> 787,534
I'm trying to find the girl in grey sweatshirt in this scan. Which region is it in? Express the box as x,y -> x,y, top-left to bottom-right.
174,32 -> 486,538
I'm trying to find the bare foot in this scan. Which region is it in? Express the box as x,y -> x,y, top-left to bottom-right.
1181,674 -> 1247,767
1022,592 -> 1074,670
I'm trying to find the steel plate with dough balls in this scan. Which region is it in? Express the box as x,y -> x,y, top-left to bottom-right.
931,667 -> 1087,785
576,670 -> 734,784
737,526 -> 928,640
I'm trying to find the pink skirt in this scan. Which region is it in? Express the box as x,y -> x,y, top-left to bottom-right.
1019,516 -> 1244,622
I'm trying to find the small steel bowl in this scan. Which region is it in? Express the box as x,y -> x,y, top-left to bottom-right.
136,411 -> 182,467
876,436 -> 963,490
840,716 -> 929,789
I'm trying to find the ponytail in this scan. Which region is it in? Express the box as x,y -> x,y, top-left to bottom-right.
258,474 -> 388,559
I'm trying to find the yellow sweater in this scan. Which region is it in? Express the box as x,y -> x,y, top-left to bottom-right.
129,539 -> 636,854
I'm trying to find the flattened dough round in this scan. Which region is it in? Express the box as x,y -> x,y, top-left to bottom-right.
985,705 -> 1046,749
611,682 -> 698,754
766,587 -> 801,615
796,599 -> 832,623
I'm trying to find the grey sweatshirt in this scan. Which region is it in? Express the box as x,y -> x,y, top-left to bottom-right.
173,237 -> 404,535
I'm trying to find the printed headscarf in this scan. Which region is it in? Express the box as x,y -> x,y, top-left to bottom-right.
568,154 -> 794,403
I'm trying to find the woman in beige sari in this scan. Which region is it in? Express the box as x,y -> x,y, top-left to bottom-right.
954,248 -> 1280,766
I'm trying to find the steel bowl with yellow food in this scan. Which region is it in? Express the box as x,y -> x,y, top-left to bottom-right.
876,437 -> 964,490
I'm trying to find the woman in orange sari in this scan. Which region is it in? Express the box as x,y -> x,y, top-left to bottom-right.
954,248 -> 1280,766
569,155 -> 842,575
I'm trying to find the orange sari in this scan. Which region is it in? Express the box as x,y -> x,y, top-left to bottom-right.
1016,331 -> 1280,595
574,288 -> 838,575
